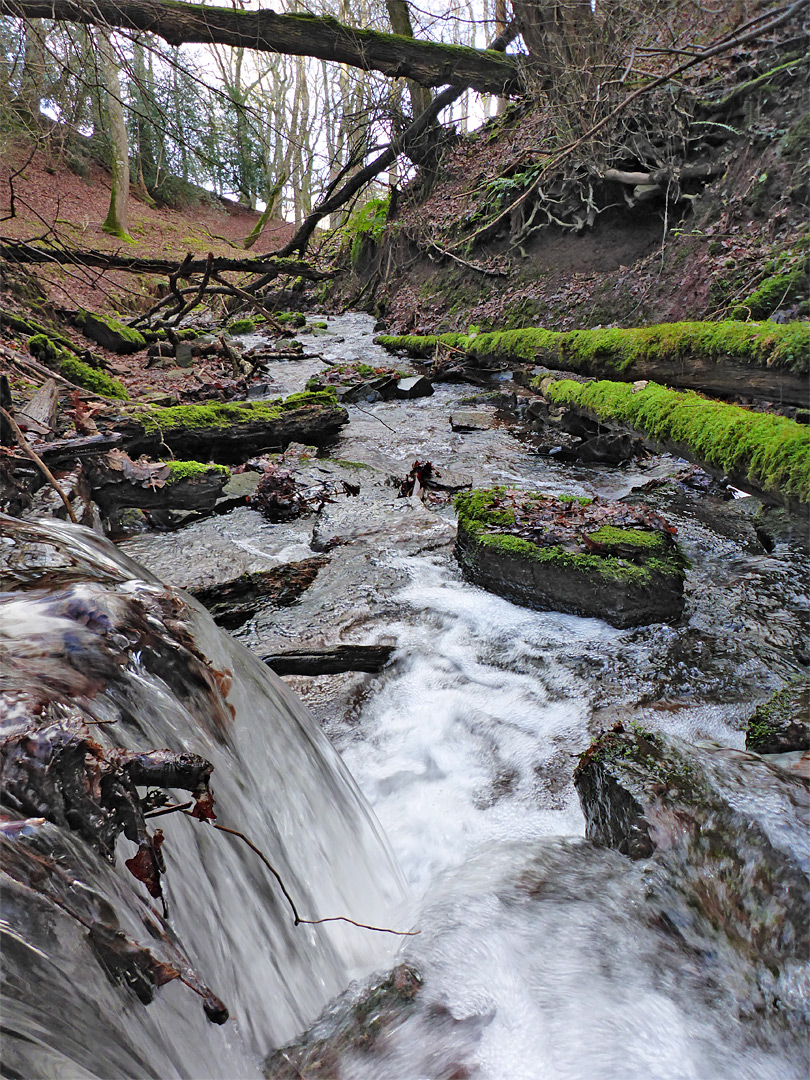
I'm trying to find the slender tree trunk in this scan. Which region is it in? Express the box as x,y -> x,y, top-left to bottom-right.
18,18 -> 47,120
97,29 -> 134,241
386,0 -> 432,118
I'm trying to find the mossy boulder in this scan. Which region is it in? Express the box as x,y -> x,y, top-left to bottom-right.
226,318 -> 257,336
79,312 -> 146,354
119,391 -> 348,463
573,727 -> 810,1017
745,679 -> 810,754
454,488 -> 686,627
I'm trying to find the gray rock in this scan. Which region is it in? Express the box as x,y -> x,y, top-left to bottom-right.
174,342 -> 195,368
574,727 -> 810,1023
395,375 -> 434,399
449,410 -> 495,432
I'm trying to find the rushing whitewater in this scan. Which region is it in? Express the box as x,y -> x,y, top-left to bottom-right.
0,515 -> 408,1079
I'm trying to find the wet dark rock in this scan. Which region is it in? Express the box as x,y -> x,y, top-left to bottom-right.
265,964 -> 422,1079
745,680 -> 810,754
190,557 -> 328,630
574,727 -> 810,1019
395,375 -> 434,399
576,432 -> 642,465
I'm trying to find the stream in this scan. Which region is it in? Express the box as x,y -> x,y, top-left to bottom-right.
3,313 -> 808,1079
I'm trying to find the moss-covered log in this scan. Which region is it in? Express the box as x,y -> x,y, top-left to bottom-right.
0,0 -> 520,96
377,320 -> 810,405
86,457 -> 230,518
543,378 -> 809,510
118,391 -> 348,463
454,488 -> 686,627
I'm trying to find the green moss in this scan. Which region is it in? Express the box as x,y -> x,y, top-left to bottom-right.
379,320 -> 810,375
28,334 -> 128,398
731,265 -> 808,320
80,311 -> 146,347
227,318 -> 257,335
454,488 -> 683,585
324,458 -> 373,470
59,356 -> 129,399
545,378 -> 810,503
746,679 -> 809,749
585,525 -> 670,554
343,195 -> 391,270
137,390 -> 338,435
164,460 -> 229,484
275,311 -> 307,327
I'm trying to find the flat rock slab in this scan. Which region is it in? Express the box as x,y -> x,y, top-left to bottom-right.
454,489 -> 686,628
450,410 -> 495,432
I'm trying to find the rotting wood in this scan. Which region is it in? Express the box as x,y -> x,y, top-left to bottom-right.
190,557 -> 329,630
18,378 -> 58,435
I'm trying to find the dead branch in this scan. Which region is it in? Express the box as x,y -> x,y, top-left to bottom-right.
0,405 -> 77,521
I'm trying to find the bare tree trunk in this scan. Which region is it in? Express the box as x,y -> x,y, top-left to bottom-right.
386,0 -> 432,118
18,18 -> 47,120
97,29 -> 133,241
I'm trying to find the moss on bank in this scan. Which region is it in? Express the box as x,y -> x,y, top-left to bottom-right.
544,378 -> 810,503
379,319 -> 810,374
27,334 -> 129,399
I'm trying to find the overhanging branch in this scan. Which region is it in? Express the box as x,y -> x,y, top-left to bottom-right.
0,0 -> 523,96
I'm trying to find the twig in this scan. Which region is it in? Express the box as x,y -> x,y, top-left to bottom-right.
0,406 -> 77,522
350,401 -> 398,432
185,813 -> 416,936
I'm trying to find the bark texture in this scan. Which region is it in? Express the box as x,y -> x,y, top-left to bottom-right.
1,0 -> 522,95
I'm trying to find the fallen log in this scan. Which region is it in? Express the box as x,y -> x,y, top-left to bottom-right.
262,644 -> 395,675
377,321 -> 810,408
85,454 -> 230,520
544,377 -> 809,513
115,392 -> 349,464
190,557 -> 328,630
0,240 -> 331,279
0,0 -> 522,96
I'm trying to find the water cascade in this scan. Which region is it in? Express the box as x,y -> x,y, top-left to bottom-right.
0,514 -> 408,1079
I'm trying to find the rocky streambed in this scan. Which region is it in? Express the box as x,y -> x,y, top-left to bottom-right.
3,312 -> 809,1079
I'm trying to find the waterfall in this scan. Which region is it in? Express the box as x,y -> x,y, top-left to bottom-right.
0,515 -> 409,1079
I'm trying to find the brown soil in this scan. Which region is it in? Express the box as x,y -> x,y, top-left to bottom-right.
1,136 -> 296,317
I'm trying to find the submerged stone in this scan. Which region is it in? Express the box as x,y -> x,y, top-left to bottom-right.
454,488 -> 686,627
745,679 -> 810,754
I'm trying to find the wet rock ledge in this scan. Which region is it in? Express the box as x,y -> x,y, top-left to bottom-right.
454,488 -> 686,627
574,726 -> 810,1022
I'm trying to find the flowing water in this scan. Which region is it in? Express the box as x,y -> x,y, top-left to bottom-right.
3,314 -> 808,1079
